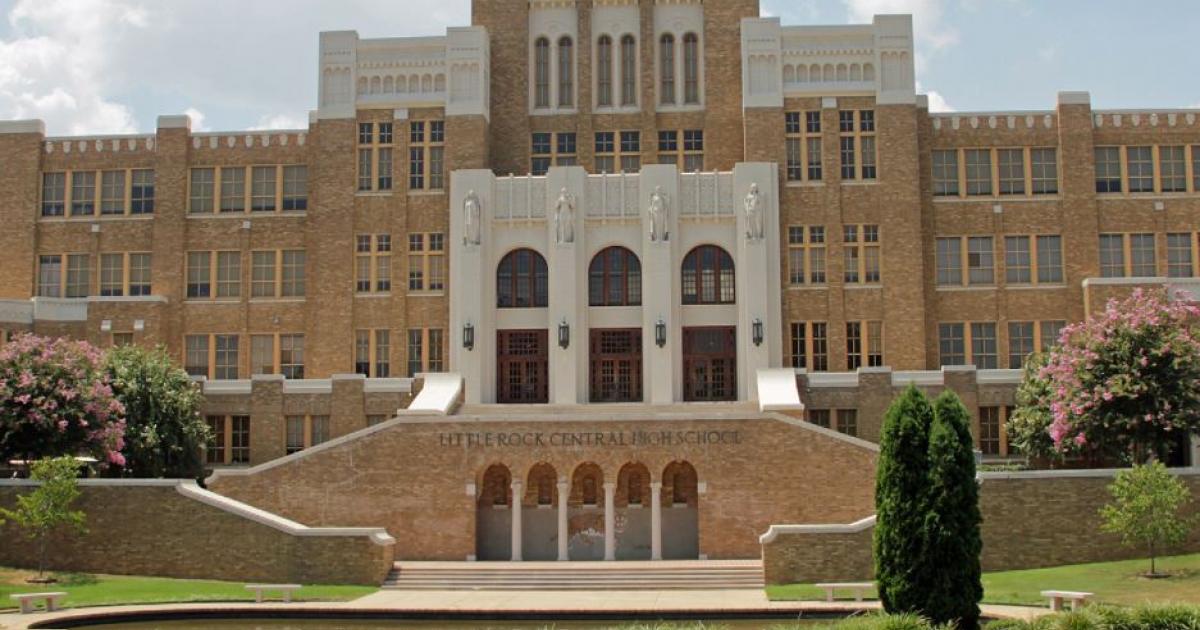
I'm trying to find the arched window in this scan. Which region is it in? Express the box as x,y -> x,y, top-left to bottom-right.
659,33 -> 675,105
620,35 -> 637,106
558,36 -> 574,107
534,37 -> 551,108
683,33 -> 699,104
588,246 -> 641,306
681,245 -> 735,305
627,472 -> 642,505
582,476 -> 597,505
497,248 -> 549,308
596,35 -> 613,107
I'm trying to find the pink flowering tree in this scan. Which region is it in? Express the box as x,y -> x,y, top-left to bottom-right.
1012,289 -> 1200,464
0,334 -> 126,467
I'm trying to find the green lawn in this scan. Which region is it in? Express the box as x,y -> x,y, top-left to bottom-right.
767,553 -> 1200,606
0,568 -> 376,611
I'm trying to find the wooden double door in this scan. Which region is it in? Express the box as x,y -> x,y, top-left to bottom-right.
496,329 -> 548,404
589,328 -> 643,403
683,326 -> 737,402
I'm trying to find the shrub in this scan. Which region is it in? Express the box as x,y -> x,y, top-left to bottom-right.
0,456 -> 88,578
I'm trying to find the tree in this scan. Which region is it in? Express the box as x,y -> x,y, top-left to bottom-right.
0,456 -> 88,579
1019,289 -> 1200,464
874,385 -> 934,615
1007,352 -> 1057,462
105,345 -> 209,478
0,334 -> 126,467
1100,461 -> 1196,576
923,391 -> 983,630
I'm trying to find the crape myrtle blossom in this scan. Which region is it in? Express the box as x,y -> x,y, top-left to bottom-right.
0,334 -> 126,466
1036,289 -> 1200,461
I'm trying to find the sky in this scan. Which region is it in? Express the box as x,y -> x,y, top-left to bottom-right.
0,0 -> 1196,136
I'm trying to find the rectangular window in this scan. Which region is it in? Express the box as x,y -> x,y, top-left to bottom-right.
1036,235 -> 1064,284
214,334 -> 239,379
936,237 -> 961,286
979,407 -> 1002,455
787,226 -> 827,285
428,329 -> 444,372
843,225 -> 881,284
285,416 -> 305,454
185,335 -> 209,377
251,251 -> 276,298
808,409 -> 831,429
1040,321 -> 1066,352
971,323 -> 998,369
190,168 -> 215,213
282,165 -> 307,210
99,253 -> 123,296
358,148 -> 373,191
1008,322 -> 1034,369
1094,146 -> 1122,193
37,254 -> 61,297
356,234 -> 392,293
839,136 -> 856,179
409,120 -> 445,190
230,415 -> 249,464
358,121 -> 394,192
205,416 -> 226,464
964,149 -> 992,195
997,149 -> 1025,195
64,254 -> 90,298
846,321 -> 862,370
377,147 -> 393,190
1030,148 -> 1058,194
216,251 -> 240,298
1160,146 -> 1186,192
355,329 -> 391,377
1129,233 -> 1156,277
129,253 -> 151,296
1126,146 -> 1154,193
1167,233 -> 1195,278
42,172 -> 66,216
657,130 -> 703,172
932,150 -> 958,196
220,167 -> 245,212
939,323 -> 966,366
100,170 -> 125,215
531,132 -> 552,175
836,409 -> 858,437
967,237 -> 994,285
1005,236 -> 1031,284
407,329 -> 424,377
844,322 -> 883,370
251,334 -> 275,375
71,171 -> 96,216
280,250 -> 305,297
1099,234 -> 1126,278
250,166 -> 276,212
130,169 -> 154,214
285,415 -> 324,454
785,112 -> 822,182
280,333 -> 305,379
789,321 -> 828,371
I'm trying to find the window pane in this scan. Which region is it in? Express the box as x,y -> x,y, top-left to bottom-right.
1030,148 -> 1058,194
938,323 -> 965,366
1099,234 -> 1125,278
1129,233 -> 1156,277
1036,235 -> 1063,283
1126,146 -> 1153,193
1004,236 -> 1031,284
932,150 -> 959,196
220,167 -> 245,212
971,322 -> 997,369
936,237 -> 962,285
965,149 -> 992,195
1007,322 -> 1034,369
100,170 -> 125,214
250,166 -> 276,212
997,149 -> 1024,195
967,236 -> 994,285
1167,233 -> 1195,278
1094,147 -> 1122,193
251,335 -> 275,375
130,169 -> 154,214
190,168 -> 215,213
71,171 -> 96,216
251,251 -> 276,297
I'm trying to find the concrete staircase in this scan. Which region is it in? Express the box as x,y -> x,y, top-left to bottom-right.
382,559 -> 764,591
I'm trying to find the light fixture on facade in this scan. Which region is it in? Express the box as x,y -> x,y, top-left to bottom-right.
752,318 -> 764,347
655,318 -> 667,348
462,322 -> 475,351
558,319 -> 570,349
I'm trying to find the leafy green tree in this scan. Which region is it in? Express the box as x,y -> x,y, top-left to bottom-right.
1100,461 -> 1196,576
1007,352 -> 1057,461
104,345 -> 209,478
923,391 -> 983,630
874,385 -> 933,615
1,456 -> 88,579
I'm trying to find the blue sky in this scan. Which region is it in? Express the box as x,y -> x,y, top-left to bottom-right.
0,0 -> 1196,135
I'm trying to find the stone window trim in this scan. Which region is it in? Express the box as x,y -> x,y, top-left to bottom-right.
250,332 -> 306,379
355,234 -> 393,295
787,225 -> 827,286
187,164 -> 307,215
932,147 -> 1060,201
838,110 -> 876,182
594,33 -> 639,111
41,168 -> 155,218
842,224 -> 881,285
656,30 -> 703,111
1094,144 -> 1200,196
98,251 -> 153,297
355,328 -> 392,378
285,414 -> 330,455
36,252 -> 91,299
406,328 -> 445,377
407,232 -> 446,294
250,249 -> 307,299
1098,232 -> 1158,278
1002,234 -> 1064,287
184,333 -> 241,380
530,34 -> 577,114
784,111 -> 823,184
845,320 -> 884,371
205,414 -> 250,466
937,321 -> 998,369
788,321 -> 829,372
356,121 -> 394,193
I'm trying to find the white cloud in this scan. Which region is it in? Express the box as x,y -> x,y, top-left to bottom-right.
841,0 -> 959,77
183,107 -> 209,132
249,113 -> 309,131
925,91 -> 955,113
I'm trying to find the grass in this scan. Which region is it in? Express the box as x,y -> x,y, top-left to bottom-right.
0,567 -> 376,611
767,553 -> 1200,606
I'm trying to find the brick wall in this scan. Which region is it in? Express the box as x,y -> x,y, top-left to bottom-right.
0,481 -> 394,585
761,469 -> 1200,584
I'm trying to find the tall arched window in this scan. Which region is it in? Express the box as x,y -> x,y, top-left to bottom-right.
596,35 -> 613,107
659,33 -> 675,105
683,33 -> 700,104
497,248 -> 548,308
558,36 -> 574,107
588,246 -> 642,306
534,37 -> 550,108
620,35 -> 637,106
681,245 -> 735,304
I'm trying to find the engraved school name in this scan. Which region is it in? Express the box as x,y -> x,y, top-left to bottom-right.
438,430 -> 742,449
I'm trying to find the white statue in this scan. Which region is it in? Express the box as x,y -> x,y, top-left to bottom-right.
463,189 -> 482,246
648,185 -> 669,242
554,187 -> 575,244
744,183 -> 764,241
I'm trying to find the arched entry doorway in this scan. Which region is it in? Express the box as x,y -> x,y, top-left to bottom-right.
521,462 -> 559,560
475,464 -> 512,560
661,460 -> 699,559
615,462 -> 652,559
568,462 -> 605,560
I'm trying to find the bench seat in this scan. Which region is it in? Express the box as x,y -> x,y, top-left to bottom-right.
10,591 -> 67,615
815,582 -> 874,602
245,584 -> 302,603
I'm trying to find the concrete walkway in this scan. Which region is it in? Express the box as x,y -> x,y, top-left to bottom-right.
0,590 -> 1049,629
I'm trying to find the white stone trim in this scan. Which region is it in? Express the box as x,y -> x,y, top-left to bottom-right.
363,378 -> 415,393
759,515 -> 876,544
0,119 -> 45,134
157,115 -> 191,130
0,299 -> 34,325
976,369 -> 1021,385
86,295 -> 169,304
803,371 -> 860,388
1056,91 -> 1090,106
1082,276 -> 1168,286
399,372 -> 463,415
891,370 -> 944,387
757,368 -> 804,412
207,415 -> 408,480
203,380 -> 252,395
282,379 -> 332,394
979,467 -> 1200,481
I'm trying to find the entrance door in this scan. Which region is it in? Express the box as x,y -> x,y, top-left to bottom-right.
497,329 -> 549,404
589,329 -> 643,403
682,326 -> 737,402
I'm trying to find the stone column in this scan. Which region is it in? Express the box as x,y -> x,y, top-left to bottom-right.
603,482 -> 616,561
556,480 -> 569,561
650,481 -> 663,560
510,480 -> 523,561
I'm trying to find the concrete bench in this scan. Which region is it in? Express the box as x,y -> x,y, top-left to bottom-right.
245,584 -> 302,603
10,592 -> 66,614
815,582 -> 874,602
1041,590 -> 1093,611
